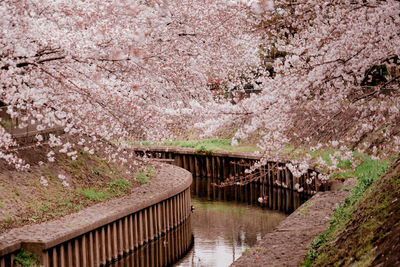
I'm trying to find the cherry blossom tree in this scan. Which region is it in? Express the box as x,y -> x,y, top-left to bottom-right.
0,0 -> 261,168
197,0 -> 400,176
1,0 -> 399,178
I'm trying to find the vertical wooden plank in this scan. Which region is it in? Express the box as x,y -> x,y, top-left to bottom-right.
73,239 -> 80,267
93,229 -> 100,267
123,216 -> 129,254
138,210 -> 144,246
117,219 -> 124,256
67,241 -> 73,267
80,235 -> 87,267
106,224 -> 112,263
206,156 -> 211,177
59,244 -> 66,267
133,212 -> 139,249
51,247 -> 58,267
88,232 -> 94,267
189,155 -> 195,174
161,201 -> 166,234
183,154 -> 188,171
156,203 -> 162,238
128,214 -> 134,251
149,206 -> 154,241
166,199 -> 170,231
144,209 -> 149,244
42,251 -> 50,267
100,227 -> 106,265
112,221 -> 118,259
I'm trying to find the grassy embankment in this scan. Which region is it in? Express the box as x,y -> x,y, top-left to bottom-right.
302,154 -> 400,266
0,147 -> 155,233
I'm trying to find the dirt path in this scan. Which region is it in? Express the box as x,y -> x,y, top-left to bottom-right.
231,179 -> 356,267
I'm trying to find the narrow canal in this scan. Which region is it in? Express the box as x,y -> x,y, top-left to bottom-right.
174,197 -> 285,266
111,176 -> 311,267
174,176 -> 310,267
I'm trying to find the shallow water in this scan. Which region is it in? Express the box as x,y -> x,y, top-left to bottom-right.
174,197 -> 286,267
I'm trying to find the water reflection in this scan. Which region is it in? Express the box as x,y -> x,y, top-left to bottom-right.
192,176 -> 312,213
110,218 -> 193,267
174,198 -> 286,267
112,176 -> 311,267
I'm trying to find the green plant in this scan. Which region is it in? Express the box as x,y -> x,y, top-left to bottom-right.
242,247 -> 250,254
62,201 -> 73,208
135,173 -> 149,184
4,215 -> 11,223
147,166 -> 155,176
75,188 -> 110,201
39,205 -> 48,213
135,166 -> 156,184
74,204 -> 83,211
299,207 -> 310,215
91,169 -> 101,175
14,249 -> 40,267
140,141 -> 152,146
107,179 -> 132,194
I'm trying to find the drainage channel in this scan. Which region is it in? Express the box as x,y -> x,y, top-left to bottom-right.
112,176 -> 311,267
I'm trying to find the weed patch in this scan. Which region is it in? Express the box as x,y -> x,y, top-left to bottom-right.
135,166 -> 155,184
135,173 -> 149,184
14,249 -> 40,267
107,179 -> 132,194
75,188 -> 110,201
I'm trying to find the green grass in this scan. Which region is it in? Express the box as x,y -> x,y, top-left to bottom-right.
75,178 -> 133,201
135,166 -> 155,184
14,249 -> 40,267
301,155 -> 391,266
299,201 -> 314,215
75,188 -> 110,201
135,173 -> 149,184
161,138 -> 259,153
107,179 -> 132,194
278,146 -> 392,181
126,138 -> 259,153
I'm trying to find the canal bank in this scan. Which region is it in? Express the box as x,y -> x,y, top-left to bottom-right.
0,164 -> 192,266
231,179 -> 355,267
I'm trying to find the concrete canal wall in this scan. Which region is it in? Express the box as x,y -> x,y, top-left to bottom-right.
0,164 -> 192,267
134,146 -> 329,195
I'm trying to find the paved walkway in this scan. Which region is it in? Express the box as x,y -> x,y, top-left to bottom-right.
231,179 -> 355,267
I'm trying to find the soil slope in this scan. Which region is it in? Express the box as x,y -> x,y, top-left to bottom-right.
311,158 -> 400,266
0,138 -> 154,234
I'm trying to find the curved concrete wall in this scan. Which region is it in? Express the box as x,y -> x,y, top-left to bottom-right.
134,146 -> 328,195
0,164 -> 192,267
